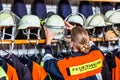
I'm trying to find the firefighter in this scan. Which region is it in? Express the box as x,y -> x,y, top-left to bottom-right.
43,20 -> 105,80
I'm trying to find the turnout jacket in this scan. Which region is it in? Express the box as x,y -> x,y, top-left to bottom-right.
43,44 -> 105,80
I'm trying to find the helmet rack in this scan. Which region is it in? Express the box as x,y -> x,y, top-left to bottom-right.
0,37 -> 118,44
81,0 -> 120,2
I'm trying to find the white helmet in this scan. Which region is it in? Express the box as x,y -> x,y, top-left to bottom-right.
44,14 -> 65,39
18,15 -> 41,29
0,10 -> 20,50
18,15 -> 41,40
105,10 -> 120,24
65,13 -> 86,26
84,14 -> 112,29
0,10 -> 20,40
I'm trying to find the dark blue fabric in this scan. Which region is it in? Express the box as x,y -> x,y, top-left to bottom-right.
57,0 -> 72,19
44,11 -> 55,19
115,3 -> 120,10
101,2 -> 113,14
78,1 -> 93,18
0,1 -> 3,11
44,59 -> 64,80
12,0 -> 27,18
31,0 -> 47,19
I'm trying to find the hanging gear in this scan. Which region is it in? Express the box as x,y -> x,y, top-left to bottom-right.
105,29 -> 119,40
105,10 -> 120,24
101,2 -> 113,14
78,1 -> 93,18
31,0 -> 47,19
57,0 -> 72,19
57,50 -> 104,80
0,10 -> 20,52
12,0 -> 27,18
0,10 -> 20,40
18,15 -> 41,40
115,3 -> 120,10
0,67 -> 8,80
65,13 -> 86,26
0,1 -> 3,11
85,14 -> 112,29
44,14 -> 65,39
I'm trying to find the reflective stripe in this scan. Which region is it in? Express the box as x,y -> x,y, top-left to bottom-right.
68,59 -> 102,76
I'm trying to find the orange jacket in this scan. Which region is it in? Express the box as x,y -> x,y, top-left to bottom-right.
7,63 -> 18,80
32,62 -> 47,80
112,56 -> 120,80
57,50 -> 104,80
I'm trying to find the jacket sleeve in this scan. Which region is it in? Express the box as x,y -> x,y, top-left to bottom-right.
43,45 -> 64,80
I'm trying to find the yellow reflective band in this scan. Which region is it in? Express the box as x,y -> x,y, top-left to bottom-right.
69,59 -> 102,76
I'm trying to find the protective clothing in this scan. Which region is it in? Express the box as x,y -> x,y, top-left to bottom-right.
18,15 -> 41,40
115,3 -> 120,10
18,15 -> 41,29
57,50 -> 104,80
12,0 -> 27,18
105,10 -> 120,24
32,62 -> 48,80
0,10 -> 20,44
101,2 -> 113,14
57,0 -> 72,19
0,67 -> 8,80
0,1 -> 3,11
65,13 -> 86,26
78,1 -> 93,18
7,63 -> 18,80
84,14 -> 112,29
31,0 -> 47,19
44,15 -> 65,39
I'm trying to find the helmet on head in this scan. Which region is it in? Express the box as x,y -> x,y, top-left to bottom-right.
65,13 -> 86,26
84,14 -> 112,29
44,14 -> 65,39
18,15 -> 41,40
105,10 -> 120,24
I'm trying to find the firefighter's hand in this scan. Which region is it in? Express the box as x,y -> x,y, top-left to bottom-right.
45,28 -> 56,45
64,20 -> 74,30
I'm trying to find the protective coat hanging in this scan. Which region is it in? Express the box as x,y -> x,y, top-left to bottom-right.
115,3 -> 120,10
57,0 -> 72,19
101,2 -> 113,14
12,0 -> 27,18
0,1 -> 3,11
78,1 -> 93,18
31,0 -> 47,19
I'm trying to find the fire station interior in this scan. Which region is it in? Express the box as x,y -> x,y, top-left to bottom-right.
0,0 -> 120,80
0,0 -> 119,55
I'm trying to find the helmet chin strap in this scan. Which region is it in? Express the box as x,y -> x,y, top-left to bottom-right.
23,28 -> 41,40
1,27 -> 15,54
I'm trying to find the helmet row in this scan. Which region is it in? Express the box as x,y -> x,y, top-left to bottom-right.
0,10 -> 120,40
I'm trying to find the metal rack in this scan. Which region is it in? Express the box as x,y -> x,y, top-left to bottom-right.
0,37 -> 118,44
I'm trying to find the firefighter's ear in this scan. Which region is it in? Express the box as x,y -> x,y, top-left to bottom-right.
71,42 -> 78,52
